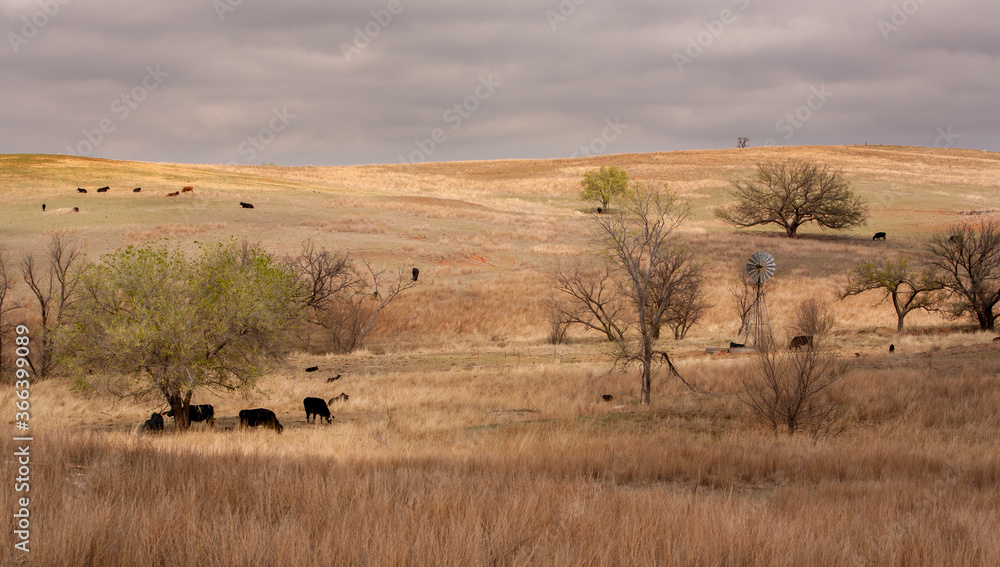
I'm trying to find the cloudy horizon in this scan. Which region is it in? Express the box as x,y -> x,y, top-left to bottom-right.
2,0 -> 997,166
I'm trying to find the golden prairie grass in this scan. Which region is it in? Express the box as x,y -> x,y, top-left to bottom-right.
3,345 -> 1000,566
2,148 -> 1000,564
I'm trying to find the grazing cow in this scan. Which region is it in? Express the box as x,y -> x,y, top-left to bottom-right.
597,207 -> 603,214
305,366 -> 319,372
788,335 -> 814,350
42,204 -> 45,211
328,393 -> 349,403
601,394 -> 614,402
889,344 -> 895,354
167,191 -> 180,197
240,202 -> 254,209
77,188 -> 87,193
239,408 -> 283,433
304,397 -> 333,424
97,186 -> 109,193
141,412 -> 164,431
72,207 -> 79,213
729,342 -> 745,348
182,186 -> 194,193
872,232 -> 886,241
164,404 -> 215,427
412,267 -> 419,282
133,187 -> 142,193
326,374 -> 342,383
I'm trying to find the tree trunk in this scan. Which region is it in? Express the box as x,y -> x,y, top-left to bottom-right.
641,336 -> 652,406
167,390 -> 194,430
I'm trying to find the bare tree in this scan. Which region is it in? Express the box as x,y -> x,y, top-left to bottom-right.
354,259 -> 418,351
20,233 -> 84,378
927,220 -> 1000,331
0,247 -> 23,380
550,262 -> 627,343
736,137 -> 749,149
646,247 -> 704,340
664,274 -> 708,340
789,298 -> 837,346
715,161 -> 868,237
594,183 -> 697,405
840,255 -> 944,333
739,346 -> 844,436
288,240 -> 360,325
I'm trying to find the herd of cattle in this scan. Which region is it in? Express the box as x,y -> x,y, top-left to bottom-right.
45,185 -> 256,212
141,379 -> 349,434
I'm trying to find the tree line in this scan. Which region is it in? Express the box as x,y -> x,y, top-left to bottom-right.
0,236 -> 415,429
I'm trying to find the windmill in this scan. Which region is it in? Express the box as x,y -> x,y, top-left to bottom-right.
742,251 -> 775,349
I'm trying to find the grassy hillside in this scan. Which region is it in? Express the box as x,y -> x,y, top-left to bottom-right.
1,146 -> 999,565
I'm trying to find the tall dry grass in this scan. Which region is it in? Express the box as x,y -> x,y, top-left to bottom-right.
3,343 -> 1000,565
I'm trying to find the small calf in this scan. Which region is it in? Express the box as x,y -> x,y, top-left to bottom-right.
167,191 -> 180,197
303,397 -> 333,424
133,187 -> 142,193
72,207 -> 80,213
889,344 -> 895,354
873,232 -> 886,241
412,267 -> 419,282
42,204 -> 46,211
240,202 -> 254,209
76,187 -> 87,193
141,412 -> 164,432
601,394 -> 614,402
305,366 -> 319,372
788,335 -> 814,350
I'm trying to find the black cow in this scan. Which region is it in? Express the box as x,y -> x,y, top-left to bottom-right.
328,393 -> 349,403
872,232 -> 886,241
96,186 -> 109,193
889,344 -> 895,354
305,366 -> 319,372
729,342 -> 745,348
72,207 -> 79,213
239,408 -> 283,433
601,394 -> 614,402
304,397 -> 333,424
412,267 -> 419,282
240,202 -> 254,209
133,187 -> 142,193
42,204 -> 45,211
76,187 -> 87,193
165,404 -> 215,427
326,374 -> 341,383
141,412 -> 164,431
788,335 -> 814,350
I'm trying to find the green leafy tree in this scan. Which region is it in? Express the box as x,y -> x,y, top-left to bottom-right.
580,166 -> 629,212
715,161 -> 868,237
840,256 -> 944,333
59,241 -> 302,429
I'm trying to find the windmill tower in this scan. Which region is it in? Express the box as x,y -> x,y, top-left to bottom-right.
743,251 -> 775,349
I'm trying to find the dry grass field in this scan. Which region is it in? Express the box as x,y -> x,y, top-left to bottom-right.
1,146 -> 999,565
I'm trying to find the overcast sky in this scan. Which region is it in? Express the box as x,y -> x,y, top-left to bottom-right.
2,0 -> 997,166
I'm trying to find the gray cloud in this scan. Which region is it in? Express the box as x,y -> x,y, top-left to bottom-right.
1,0 -> 997,165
